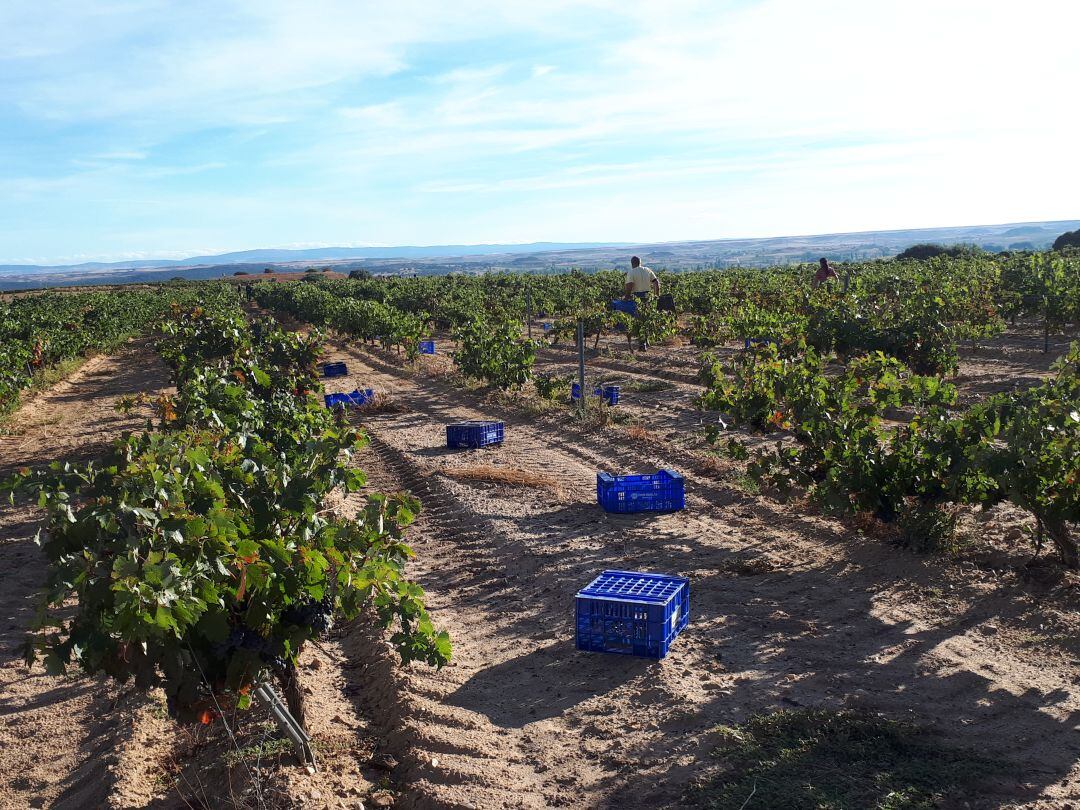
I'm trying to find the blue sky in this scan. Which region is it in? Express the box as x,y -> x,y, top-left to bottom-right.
1,0 -> 1078,264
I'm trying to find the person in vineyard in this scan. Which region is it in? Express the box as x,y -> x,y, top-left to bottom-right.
624,255 -> 660,300
812,257 -> 839,288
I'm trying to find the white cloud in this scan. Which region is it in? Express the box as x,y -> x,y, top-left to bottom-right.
1,0 -> 1078,261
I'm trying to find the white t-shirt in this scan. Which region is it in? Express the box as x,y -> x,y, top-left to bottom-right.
625,265 -> 657,293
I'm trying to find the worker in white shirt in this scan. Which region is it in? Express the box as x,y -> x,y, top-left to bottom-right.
623,256 -> 660,301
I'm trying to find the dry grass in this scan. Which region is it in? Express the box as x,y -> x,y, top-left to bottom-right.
625,423 -> 663,444
717,555 -> 778,576
487,386 -> 563,417
357,392 -> 409,414
444,464 -> 565,498
572,400 -> 632,429
420,355 -> 456,377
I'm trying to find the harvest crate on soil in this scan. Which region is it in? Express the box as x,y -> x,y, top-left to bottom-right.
447,420 -> 505,449
321,361 -> 348,378
419,340 -> 436,354
571,383 -> 620,406
324,389 -> 374,408
576,570 -> 690,659
597,469 -> 684,513
611,299 -> 638,316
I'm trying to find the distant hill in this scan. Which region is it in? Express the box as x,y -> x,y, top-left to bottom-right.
0,242 -> 629,276
2,220 -> 1077,291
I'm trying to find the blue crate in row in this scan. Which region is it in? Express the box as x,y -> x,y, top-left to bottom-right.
446,420 -> 504,449
742,338 -> 773,350
324,389 -> 374,408
597,469 -> 684,513
571,383 -> 620,406
576,569 -> 690,659
541,322 -> 553,331
610,298 -> 638,316
321,361 -> 348,378
419,340 -> 436,354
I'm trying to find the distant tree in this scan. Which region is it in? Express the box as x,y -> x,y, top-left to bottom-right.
1052,229 -> 1080,251
348,269 -> 373,281
263,267 -> 273,274
895,243 -> 983,261
233,271 -> 250,276
1007,242 -> 1036,252
304,267 -> 319,274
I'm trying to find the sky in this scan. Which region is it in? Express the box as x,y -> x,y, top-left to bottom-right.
1,0 -> 1078,265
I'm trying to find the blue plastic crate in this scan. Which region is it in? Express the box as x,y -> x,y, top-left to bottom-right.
597,469 -> 684,513
419,340 -> 436,354
541,322 -> 553,331
324,389 -> 374,408
576,570 -> 690,659
446,420 -> 504,449
742,338 -> 773,350
611,299 -> 638,316
321,361 -> 348,378
571,383 -> 619,406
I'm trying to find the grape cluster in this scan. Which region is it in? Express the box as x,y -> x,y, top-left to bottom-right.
281,595 -> 335,637
210,626 -> 286,668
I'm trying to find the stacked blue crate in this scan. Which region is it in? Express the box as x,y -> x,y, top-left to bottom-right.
576,570 -> 690,659
446,420 -> 505,449
571,384 -> 620,406
596,469 -> 684,513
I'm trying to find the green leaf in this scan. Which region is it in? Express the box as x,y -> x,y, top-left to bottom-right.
196,610 -> 230,643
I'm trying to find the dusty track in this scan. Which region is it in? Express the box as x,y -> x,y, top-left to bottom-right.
1,325 -> 1077,809
323,339 -> 1080,809
0,342 -> 172,810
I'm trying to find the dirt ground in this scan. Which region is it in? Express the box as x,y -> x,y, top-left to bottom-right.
0,323 -> 1077,809
0,343 -> 172,809
314,327 -> 1079,809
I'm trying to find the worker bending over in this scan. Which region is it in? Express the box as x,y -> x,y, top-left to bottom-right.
624,256 -> 660,300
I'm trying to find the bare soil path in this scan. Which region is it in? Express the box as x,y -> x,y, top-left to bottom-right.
0,342 -> 172,810
324,339 -> 1080,809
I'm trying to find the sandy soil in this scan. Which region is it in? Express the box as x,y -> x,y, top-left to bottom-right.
314,332 -> 1080,809
2,322 -> 1077,809
0,343 -> 172,810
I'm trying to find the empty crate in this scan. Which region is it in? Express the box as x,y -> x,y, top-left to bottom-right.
576,569 -> 690,659
419,340 -> 436,354
597,469 -> 684,513
446,420 -> 504,449
321,361 -> 348,378
324,389 -> 374,408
